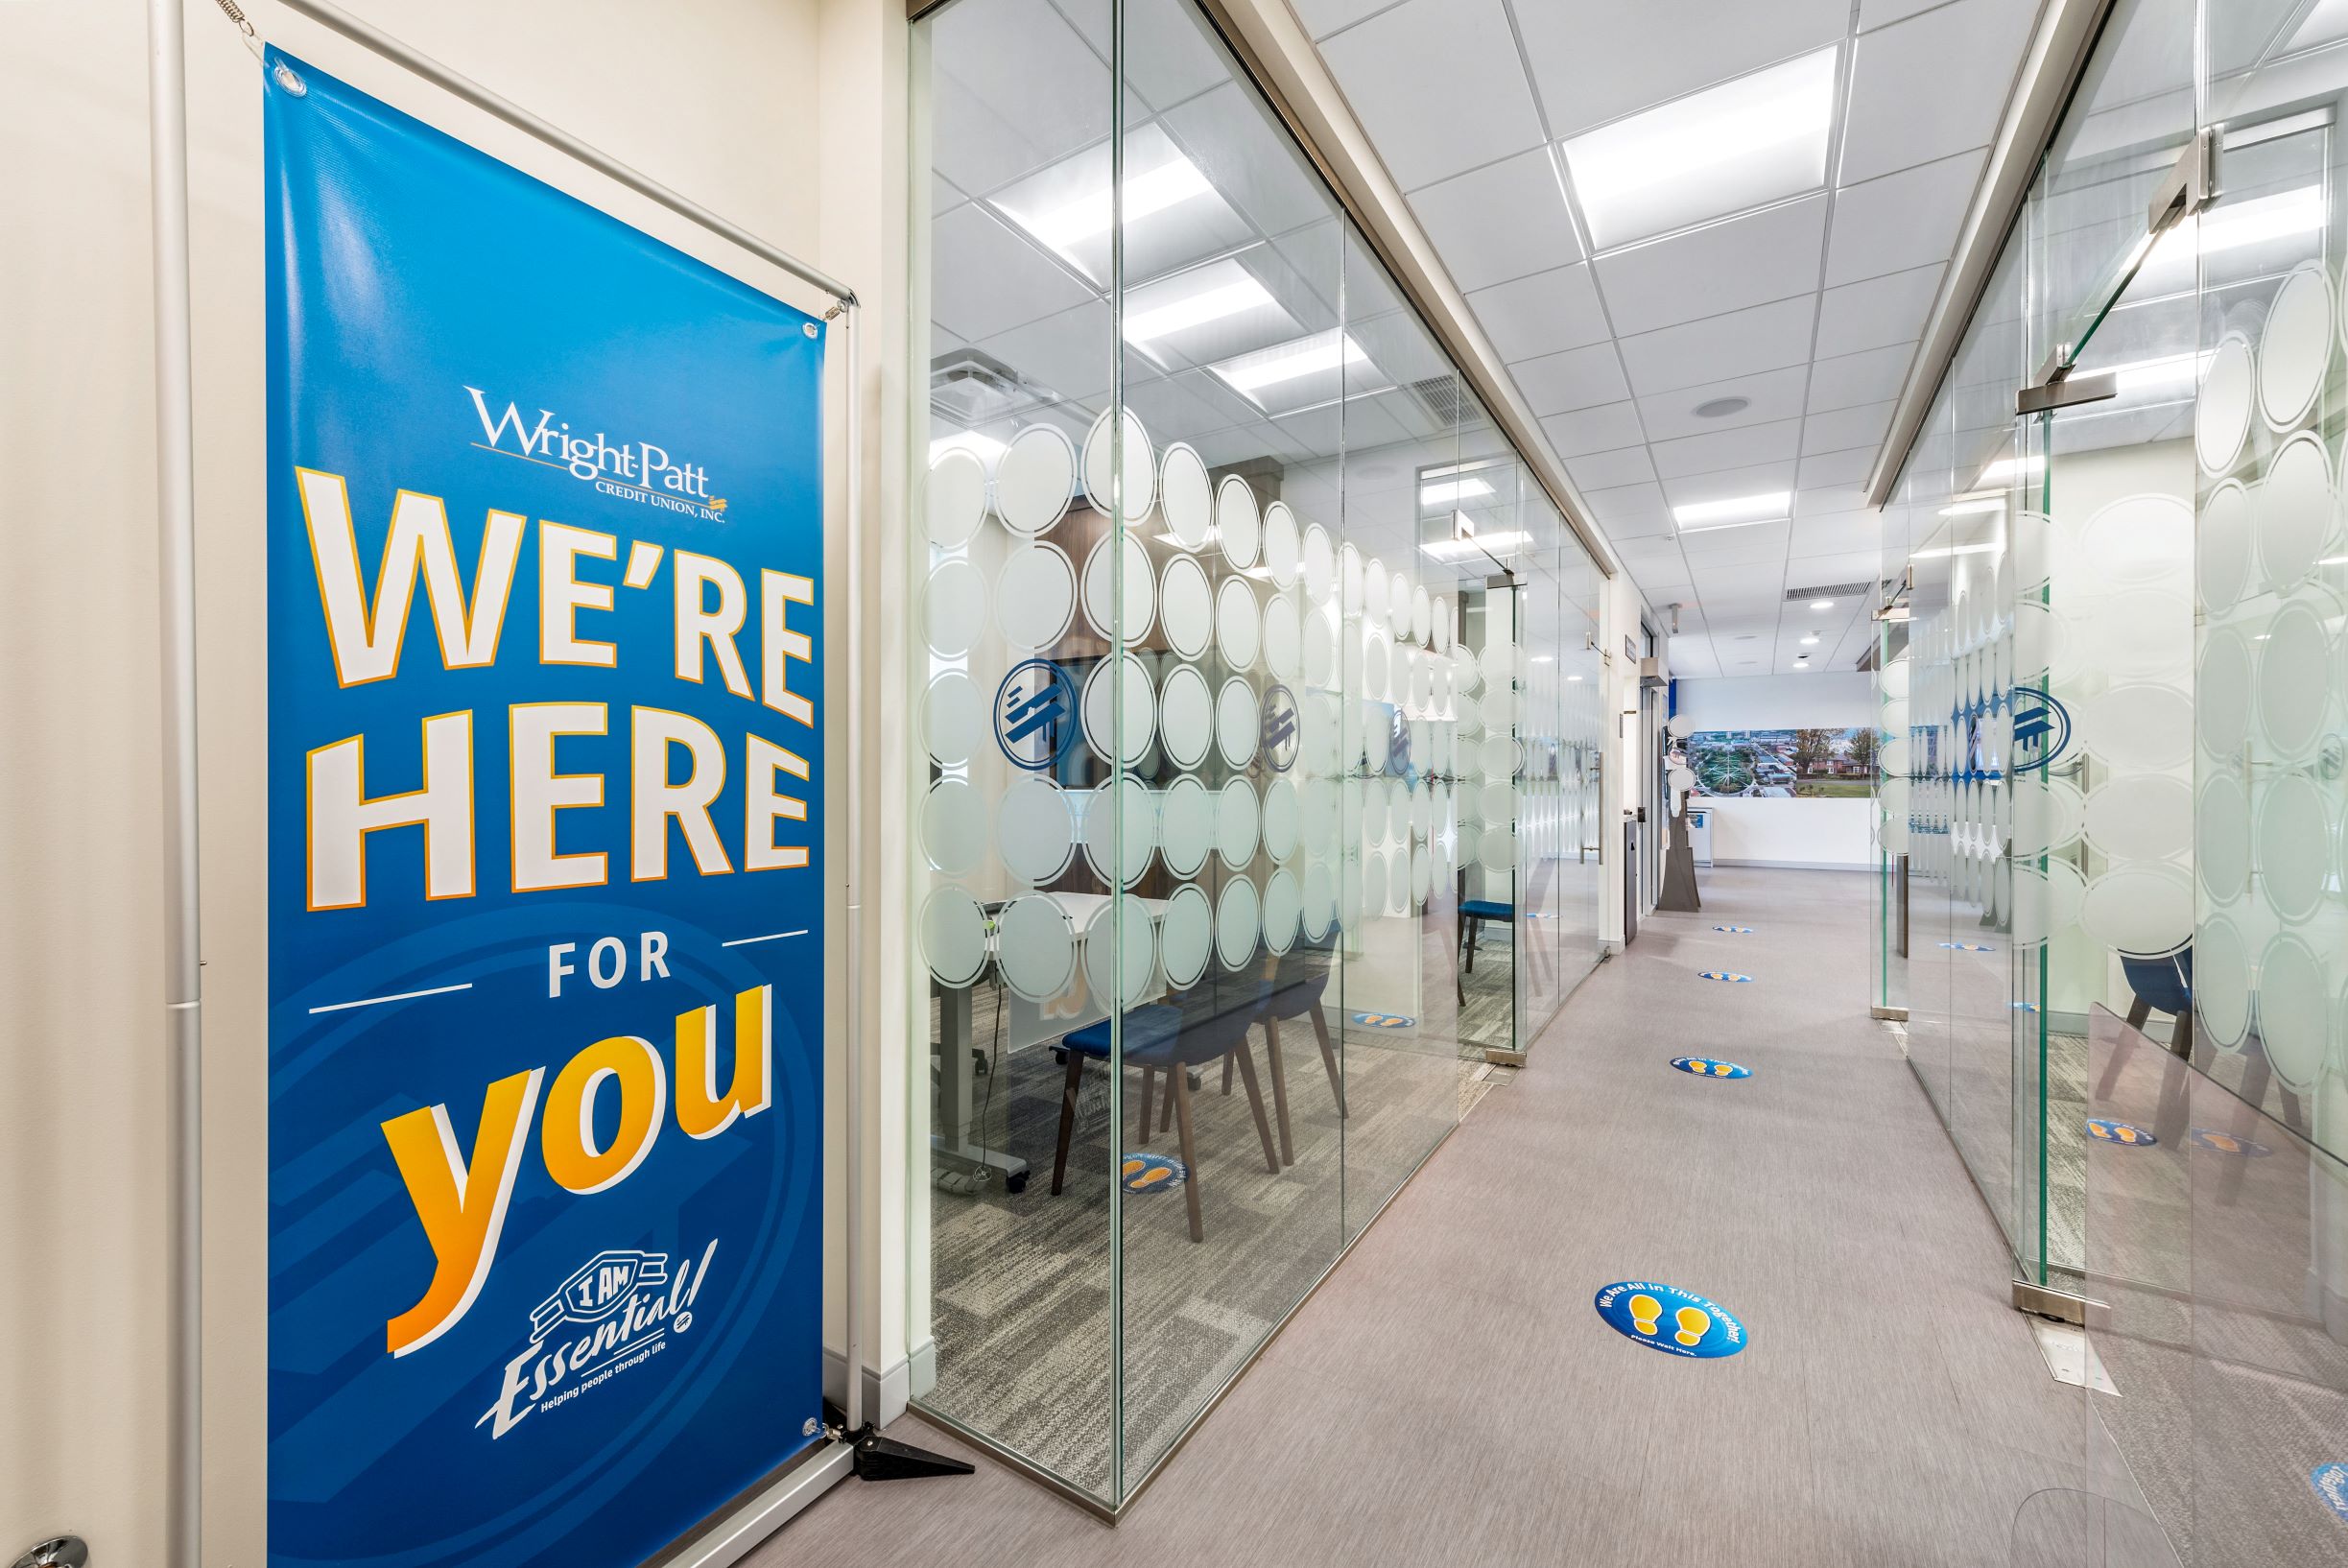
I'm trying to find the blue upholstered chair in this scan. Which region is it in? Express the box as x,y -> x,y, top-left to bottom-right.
1050,994 -> 1280,1242
2121,947 -> 2193,1057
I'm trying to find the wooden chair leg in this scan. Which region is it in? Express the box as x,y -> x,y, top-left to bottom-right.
1161,1074 -> 1175,1135
1464,916 -> 1478,972
1051,1052 -> 1084,1196
1137,1066 -> 1154,1148
1310,1001 -> 1345,1117
1171,1068 -> 1205,1244
2125,996 -> 2152,1035
1230,1044 -> 1282,1175
1221,1052 -> 1234,1095
1264,1019 -> 1294,1166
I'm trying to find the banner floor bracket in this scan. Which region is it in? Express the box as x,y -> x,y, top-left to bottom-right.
824,1403 -> 977,1483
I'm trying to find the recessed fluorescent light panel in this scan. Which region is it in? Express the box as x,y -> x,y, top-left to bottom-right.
1672,490 -> 1791,531
1208,330 -> 1385,416
1422,530 -> 1530,561
1121,256 -> 1293,363
1562,47 -> 1838,251
990,124 -> 1249,284
1420,477 -> 1496,507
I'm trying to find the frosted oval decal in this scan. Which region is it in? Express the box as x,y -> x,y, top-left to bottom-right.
1081,407 -> 1155,522
1082,895 -> 1157,1010
1216,474 -> 1260,569
1302,522 -> 1336,604
1158,884 -> 1213,989
1216,575 -> 1261,670
1216,677 -> 1261,768
2258,431 -> 2333,591
2197,480 -> 2253,614
1215,875 -> 1260,969
2079,863 -> 2192,959
920,887 -> 989,987
994,422 -> 1076,536
1080,532 -> 1155,642
2255,772 -> 2330,923
1081,776 -> 1158,890
2196,772 -> 2251,906
995,894 -> 1076,1002
922,777 -> 985,876
1160,554 -> 1214,660
923,670 -> 983,767
1158,440 -> 1212,551
1301,860 -> 1337,940
1158,663 -> 1214,771
927,446 -> 988,549
1261,867 -> 1301,955
1364,557 -> 1389,625
997,775 -> 1076,885
924,558 -> 987,656
2196,630 -> 2252,759
2195,331 -> 2254,475
2255,600 -> 2330,761
2080,682 -> 2192,772
1216,777 -> 1260,868
1081,653 -> 1156,766
1262,592 -> 1302,683
996,540 -> 1077,649
2195,915 -> 2251,1048
2255,932 -> 2329,1090
2079,493 -> 2192,589
1261,500 -> 1300,588
2260,262 -> 2331,430
2081,774 -> 2191,864
1159,775 -> 1213,879
1262,776 -> 1301,862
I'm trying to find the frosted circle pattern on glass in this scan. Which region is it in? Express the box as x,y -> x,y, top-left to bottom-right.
923,670 -> 982,767
2195,332 -> 2254,476
1262,501 -> 1300,588
1217,576 -> 1261,669
926,447 -> 987,550
2255,933 -> 2328,1090
1159,775 -> 1213,878
1081,653 -> 1157,766
2255,600 -> 2330,761
1217,474 -> 1260,569
1082,408 -> 1155,522
1262,776 -> 1300,862
997,775 -> 1076,885
1302,523 -> 1336,603
2195,916 -> 2251,1048
2258,432 -> 2333,592
996,541 -> 1076,649
2078,863 -> 2192,958
2082,774 -> 2190,863
1216,677 -> 1261,768
1217,875 -> 1260,970
1083,895 -> 1157,1010
1263,594 -> 1301,683
2197,630 -> 2252,758
995,895 -> 1076,1002
2197,480 -> 2252,615
2255,772 -> 2330,923
1082,776 -> 1158,890
1158,441 -> 1213,551
920,887 -> 989,987
1158,885 -> 1213,989
1261,868 -> 1301,955
1158,663 -> 1214,770
1081,533 -> 1155,642
2081,683 -> 2191,772
994,423 -> 1076,536
922,778 -> 985,876
1160,554 -> 1214,660
2195,772 -> 2251,906
1217,777 -> 1260,868
924,558 -> 986,656
2261,262 -> 2331,431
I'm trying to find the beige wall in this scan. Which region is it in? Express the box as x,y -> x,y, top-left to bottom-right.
0,1 -> 909,1562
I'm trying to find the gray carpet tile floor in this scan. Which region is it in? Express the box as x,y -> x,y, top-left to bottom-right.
757,868 -> 2174,1567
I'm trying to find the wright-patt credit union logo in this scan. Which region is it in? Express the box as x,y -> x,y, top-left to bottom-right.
996,658 -> 1078,770
475,1239 -> 721,1441
465,386 -> 730,521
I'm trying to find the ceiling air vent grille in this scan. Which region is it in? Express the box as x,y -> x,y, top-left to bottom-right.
1783,581 -> 1872,603
1407,374 -> 1475,427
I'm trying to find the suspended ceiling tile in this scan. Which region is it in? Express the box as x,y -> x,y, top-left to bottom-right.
1650,417 -> 1804,481
1791,510 -> 1886,558
1406,149 -> 1584,293
1824,150 -> 1984,287
1839,0 -> 2034,185
1664,459 -> 1802,508
1293,0 -> 1411,40
1637,364 -> 1813,441
1567,444 -> 1659,490
1595,195 -> 1829,337
1802,399 -> 1896,456
1578,480 -> 1673,527
1796,443 -> 1883,487
933,204 -> 1096,343
1510,342 -> 1631,416
929,0 -> 1113,195
1320,0 -> 1548,189
1814,263 -> 1944,359
1466,262 -> 1611,359
1540,399 -> 1647,457
1806,341 -> 1918,414
1512,0 -> 1851,140
1617,295 -> 1820,398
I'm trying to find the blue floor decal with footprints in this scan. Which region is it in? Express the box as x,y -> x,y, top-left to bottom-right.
1670,1057 -> 1751,1080
1594,1281 -> 1747,1359
1697,970 -> 1753,983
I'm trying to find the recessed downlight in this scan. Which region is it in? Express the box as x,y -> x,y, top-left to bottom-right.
1694,396 -> 1750,419
1809,599 -> 1835,610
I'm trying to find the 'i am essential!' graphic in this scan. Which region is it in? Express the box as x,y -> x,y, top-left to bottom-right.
1594,1282 -> 1747,1359
1671,1057 -> 1752,1079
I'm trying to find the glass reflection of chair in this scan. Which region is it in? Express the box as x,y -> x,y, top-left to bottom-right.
1215,942 -> 1347,1167
1049,996 -> 1281,1244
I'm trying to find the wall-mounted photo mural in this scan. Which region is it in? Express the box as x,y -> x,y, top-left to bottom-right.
1684,727 -> 1875,798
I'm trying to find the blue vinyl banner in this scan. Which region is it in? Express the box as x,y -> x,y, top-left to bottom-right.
265,50 -> 825,1568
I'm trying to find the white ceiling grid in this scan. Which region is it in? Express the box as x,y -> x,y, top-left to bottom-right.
1304,0 -> 2046,677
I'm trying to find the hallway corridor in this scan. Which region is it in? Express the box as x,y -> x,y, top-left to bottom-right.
769,868 -> 2155,1566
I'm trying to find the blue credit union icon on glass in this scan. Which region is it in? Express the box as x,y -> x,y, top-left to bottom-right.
995,657 -> 1078,771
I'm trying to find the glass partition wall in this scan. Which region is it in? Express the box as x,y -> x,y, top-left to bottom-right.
905,0 -> 1602,1511
1879,1 -> 2348,1558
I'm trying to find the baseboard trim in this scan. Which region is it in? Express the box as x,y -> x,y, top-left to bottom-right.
823,1346 -> 911,1427
1710,858 -> 1873,871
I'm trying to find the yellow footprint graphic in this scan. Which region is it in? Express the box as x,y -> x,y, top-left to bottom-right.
1674,1306 -> 1710,1346
1628,1294 -> 1663,1336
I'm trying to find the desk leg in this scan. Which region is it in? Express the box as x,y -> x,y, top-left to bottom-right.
930,981 -> 1032,1193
